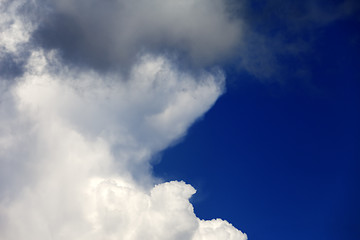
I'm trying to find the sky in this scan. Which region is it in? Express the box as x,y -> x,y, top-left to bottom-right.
0,0 -> 359,240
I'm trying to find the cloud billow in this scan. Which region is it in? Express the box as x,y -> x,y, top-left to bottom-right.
0,0 -> 247,239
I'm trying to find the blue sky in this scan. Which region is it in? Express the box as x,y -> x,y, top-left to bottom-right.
154,5 -> 360,240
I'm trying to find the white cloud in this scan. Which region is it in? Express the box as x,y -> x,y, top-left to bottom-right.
0,0 -> 32,53
0,49 -> 246,239
0,1 -> 247,239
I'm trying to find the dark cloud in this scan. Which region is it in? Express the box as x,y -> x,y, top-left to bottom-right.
0,53 -> 26,79
32,12 -> 109,69
31,0 -> 242,72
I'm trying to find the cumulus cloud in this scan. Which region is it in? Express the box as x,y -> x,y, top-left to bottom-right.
0,0 -> 247,239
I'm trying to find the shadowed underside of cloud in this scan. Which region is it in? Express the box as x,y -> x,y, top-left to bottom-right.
0,0 -> 247,239
32,0 -> 242,71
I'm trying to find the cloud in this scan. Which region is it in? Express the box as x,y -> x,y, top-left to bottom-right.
32,0 -> 242,71
0,1 -> 247,239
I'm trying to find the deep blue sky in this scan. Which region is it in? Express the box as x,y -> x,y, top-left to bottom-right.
154,5 -> 360,240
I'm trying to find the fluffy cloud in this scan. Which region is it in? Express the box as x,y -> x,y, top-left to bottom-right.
0,48 -> 245,240
0,1 -> 247,238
